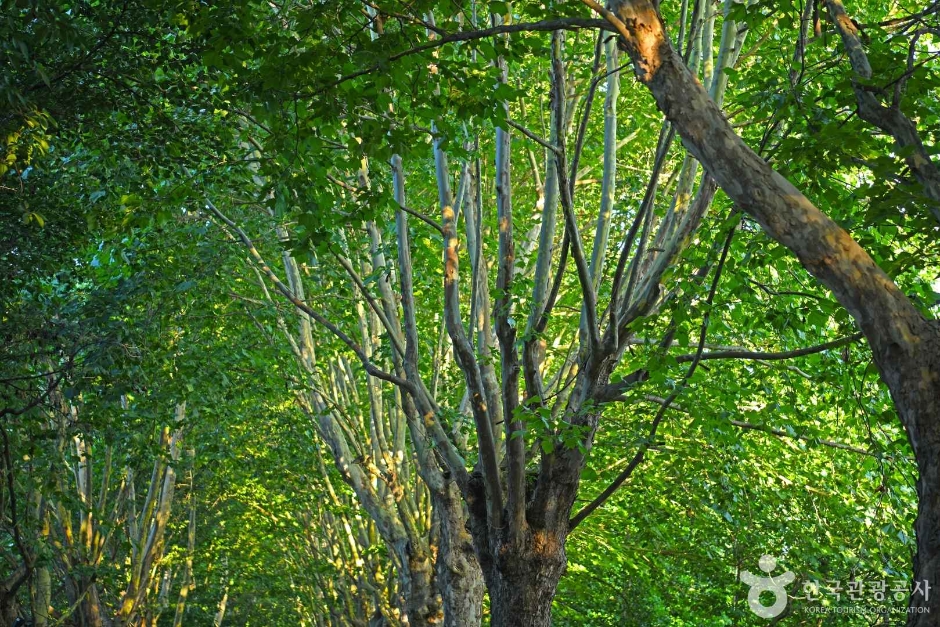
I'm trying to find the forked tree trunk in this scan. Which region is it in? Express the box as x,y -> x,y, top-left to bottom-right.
468,383 -> 613,626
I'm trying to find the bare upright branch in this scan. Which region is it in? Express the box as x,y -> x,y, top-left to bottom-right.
435,131 -> 505,527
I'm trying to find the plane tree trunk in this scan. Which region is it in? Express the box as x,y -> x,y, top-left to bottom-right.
434,484 -> 485,627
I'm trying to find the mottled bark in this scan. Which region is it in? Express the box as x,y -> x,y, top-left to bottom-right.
486,530 -> 567,627
434,485 -> 484,627
400,543 -> 443,626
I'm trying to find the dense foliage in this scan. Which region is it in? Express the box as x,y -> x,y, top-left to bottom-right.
2,0 -> 939,625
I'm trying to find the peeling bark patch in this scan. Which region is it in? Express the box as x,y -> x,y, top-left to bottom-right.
836,14 -> 858,35
921,368 -> 939,390
613,1 -> 666,83
532,530 -> 561,557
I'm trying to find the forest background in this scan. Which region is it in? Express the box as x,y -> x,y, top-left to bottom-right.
2,0 -> 940,625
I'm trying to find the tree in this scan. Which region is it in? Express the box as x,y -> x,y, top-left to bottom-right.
201,2 -> 835,624
591,0 -> 940,624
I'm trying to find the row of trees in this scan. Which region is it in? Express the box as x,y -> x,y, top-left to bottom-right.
3,0 -> 939,624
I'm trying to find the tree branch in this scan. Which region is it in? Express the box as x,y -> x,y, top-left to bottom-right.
331,249 -> 407,360
435,136 -> 504,525
494,58 -> 527,537
325,18 -> 612,90
640,394 -> 881,458
825,0 -> 940,223
571,222 -> 735,529
506,119 -> 559,155
674,331 -> 864,363
550,34 -> 601,355
205,200 -> 412,391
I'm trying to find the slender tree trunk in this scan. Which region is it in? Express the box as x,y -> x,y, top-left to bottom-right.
31,491 -> 51,627
213,585 -> 229,627
82,582 -> 107,627
31,564 -> 50,627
